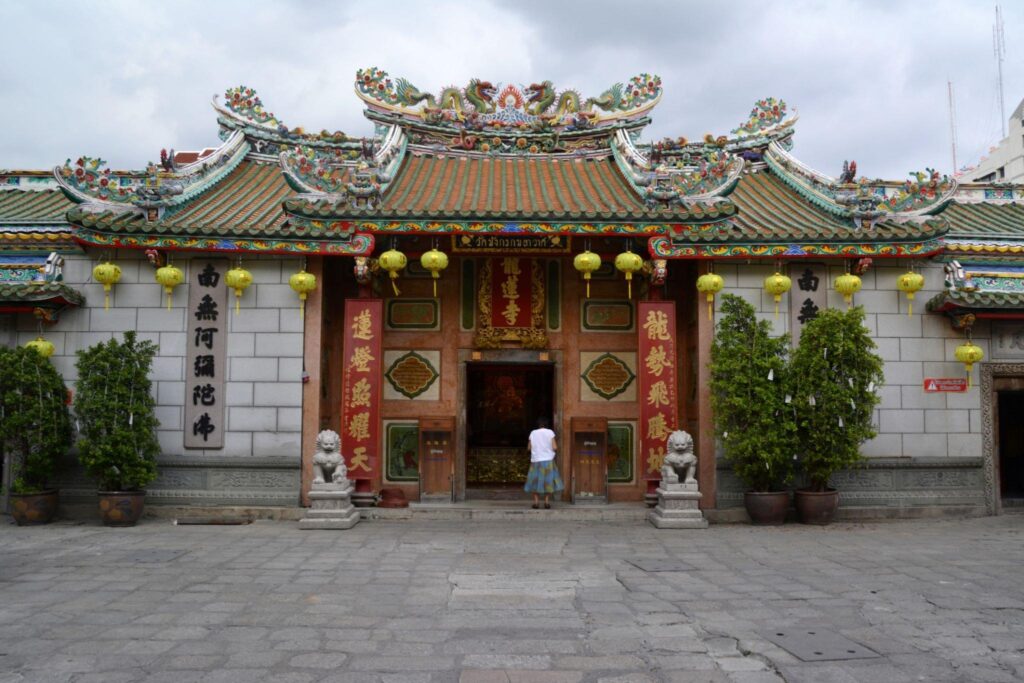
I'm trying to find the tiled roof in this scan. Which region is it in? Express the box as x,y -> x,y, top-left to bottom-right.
671,170 -> 947,243
284,153 -> 737,223
69,161 -> 303,237
943,201 -> 1024,238
0,189 -> 74,224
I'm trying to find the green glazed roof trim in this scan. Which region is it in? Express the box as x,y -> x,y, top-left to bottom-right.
0,189 -> 75,224
926,289 -> 1024,311
943,201 -> 1024,238
0,281 -> 84,306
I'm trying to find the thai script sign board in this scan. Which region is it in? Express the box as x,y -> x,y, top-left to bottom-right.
341,299 -> 383,483
638,302 -> 679,482
185,260 -> 227,449
923,378 -> 968,393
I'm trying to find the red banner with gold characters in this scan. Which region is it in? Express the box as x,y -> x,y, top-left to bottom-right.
490,257 -> 532,328
638,301 -> 679,482
341,299 -> 383,483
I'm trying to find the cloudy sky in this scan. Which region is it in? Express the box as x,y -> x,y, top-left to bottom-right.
1,0 -> 1020,180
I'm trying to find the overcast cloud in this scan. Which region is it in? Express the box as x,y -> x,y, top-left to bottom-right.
1,0 -> 1020,180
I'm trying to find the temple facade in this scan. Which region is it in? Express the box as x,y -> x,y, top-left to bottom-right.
2,70 -> 1022,518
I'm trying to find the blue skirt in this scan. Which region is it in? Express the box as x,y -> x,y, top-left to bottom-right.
524,460 -> 564,494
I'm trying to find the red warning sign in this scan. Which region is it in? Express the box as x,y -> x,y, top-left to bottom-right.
923,378 -> 968,393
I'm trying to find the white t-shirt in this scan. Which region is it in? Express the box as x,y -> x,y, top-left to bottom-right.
528,427 -> 557,463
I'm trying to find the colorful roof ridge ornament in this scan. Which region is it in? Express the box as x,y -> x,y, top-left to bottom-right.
56,157 -> 140,204
354,67 -> 662,132
223,85 -> 281,128
731,97 -> 788,136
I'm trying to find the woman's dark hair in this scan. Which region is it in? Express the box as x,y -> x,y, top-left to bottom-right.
536,416 -> 550,429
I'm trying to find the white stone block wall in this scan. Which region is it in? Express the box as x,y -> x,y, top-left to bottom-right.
715,260 -> 984,459
3,250 -> 305,460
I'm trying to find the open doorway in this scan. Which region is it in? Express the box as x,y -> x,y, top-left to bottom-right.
998,390 -> 1024,504
465,362 -> 554,498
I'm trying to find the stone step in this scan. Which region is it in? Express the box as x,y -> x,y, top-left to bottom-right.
359,502 -> 651,522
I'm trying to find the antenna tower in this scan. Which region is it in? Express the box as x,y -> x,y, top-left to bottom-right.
994,4 -> 1007,138
948,80 -> 958,173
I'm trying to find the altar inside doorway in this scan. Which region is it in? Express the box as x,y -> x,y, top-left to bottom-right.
465,362 -> 554,491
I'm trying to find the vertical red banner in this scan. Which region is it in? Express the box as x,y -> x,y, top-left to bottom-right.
490,257 -> 532,328
341,299 -> 383,484
638,301 -> 679,482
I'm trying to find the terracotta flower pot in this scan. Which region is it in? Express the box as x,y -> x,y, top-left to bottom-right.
794,488 -> 840,525
743,491 -> 789,525
97,491 -> 146,527
10,490 -> 59,526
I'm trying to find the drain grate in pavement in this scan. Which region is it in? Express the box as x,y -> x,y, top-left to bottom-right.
123,550 -> 186,563
763,628 -> 880,662
626,559 -> 693,572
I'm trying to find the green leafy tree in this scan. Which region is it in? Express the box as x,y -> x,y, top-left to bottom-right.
788,306 -> 884,491
0,346 -> 73,493
709,294 -> 795,492
74,332 -> 160,491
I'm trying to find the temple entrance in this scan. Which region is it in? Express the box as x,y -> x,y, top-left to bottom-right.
465,362 -> 554,498
998,390 -> 1024,504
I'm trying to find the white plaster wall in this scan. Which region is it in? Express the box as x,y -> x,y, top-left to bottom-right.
715,260 -> 984,459
4,250 -> 304,459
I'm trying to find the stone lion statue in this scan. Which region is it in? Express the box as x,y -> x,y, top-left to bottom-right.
312,429 -> 347,484
661,430 -> 697,485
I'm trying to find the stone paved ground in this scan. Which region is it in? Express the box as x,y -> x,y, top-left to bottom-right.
2,513 -> 1024,683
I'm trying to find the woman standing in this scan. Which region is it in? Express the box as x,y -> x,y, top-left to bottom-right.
525,417 -> 564,509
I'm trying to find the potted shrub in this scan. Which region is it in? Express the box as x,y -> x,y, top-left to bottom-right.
709,294 -> 795,524
788,306 -> 884,524
74,331 -> 160,526
0,346 -> 73,525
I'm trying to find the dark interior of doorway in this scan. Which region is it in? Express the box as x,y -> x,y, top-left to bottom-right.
466,362 -> 553,498
999,390 -> 1024,501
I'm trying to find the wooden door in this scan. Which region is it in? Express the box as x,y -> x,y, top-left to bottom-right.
571,417 -> 607,503
419,417 -> 455,501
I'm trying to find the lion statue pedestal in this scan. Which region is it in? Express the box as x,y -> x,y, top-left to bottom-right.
299,430 -> 360,530
648,430 -> 708,529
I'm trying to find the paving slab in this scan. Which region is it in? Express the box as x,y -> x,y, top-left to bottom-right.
1,513 -> 1023,681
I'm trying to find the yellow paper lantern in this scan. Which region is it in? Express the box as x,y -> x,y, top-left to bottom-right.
25,336 -> 55,359
92,261 -> 121,310
954,341 -> 984,387
696,272 -> 725,321
896,270 -> 925,316
289,269 -> 317,319
614,251 -> 643,298
764,271 -> 792,318
573,250 -> 601,298
419,248 -> 448,297
378,248 -> 407,296
155,264 -> 184,310
835,272 -> 862,306
225,265 -> 253,314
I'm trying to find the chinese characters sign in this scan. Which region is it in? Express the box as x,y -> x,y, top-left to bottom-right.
490,257 -> 532,328
789,263 -> 827,346
185,261 -> 227,449
638,302 -> 679,481
341,300 -> 383,483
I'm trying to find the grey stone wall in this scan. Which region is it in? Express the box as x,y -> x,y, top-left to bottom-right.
1,250 -> 303,506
